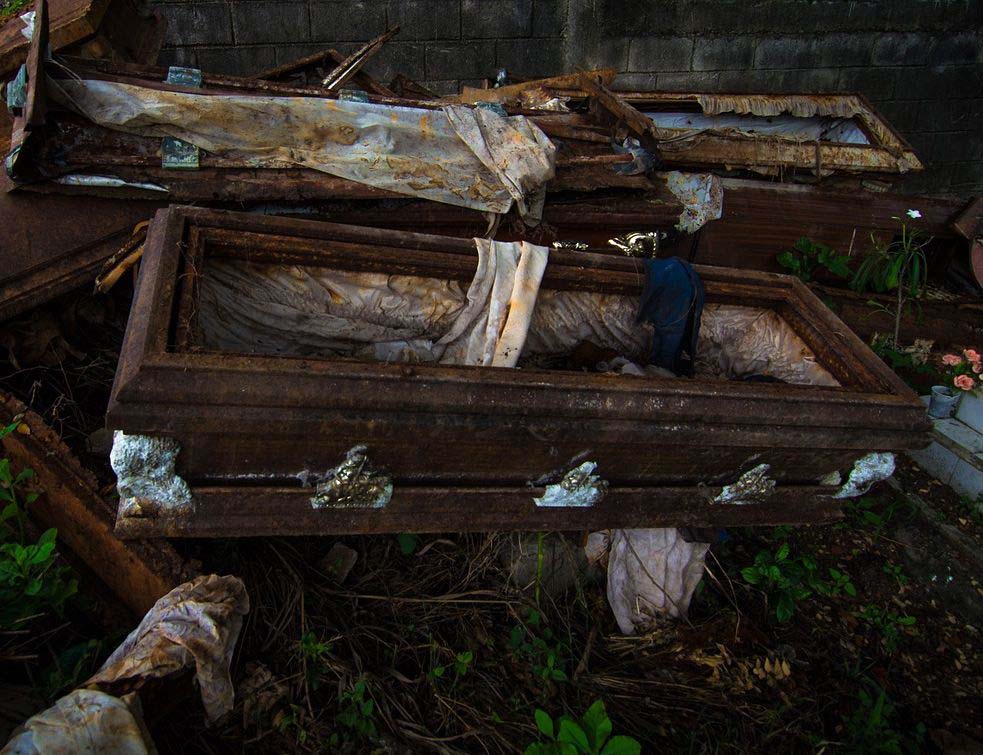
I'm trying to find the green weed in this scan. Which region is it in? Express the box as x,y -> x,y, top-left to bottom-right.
330,678 -> 377,746
509,608 -> 571,686
300,631 -> 332,690
741,542 -> 855,623
856,604 -> 916,653
842,682 -> 926,754
526,699 -> 641,755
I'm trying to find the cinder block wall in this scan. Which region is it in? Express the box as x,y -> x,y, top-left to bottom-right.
155,0 -> 983,195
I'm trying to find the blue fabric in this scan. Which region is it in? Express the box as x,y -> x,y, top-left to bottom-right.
636,257 -> 705,376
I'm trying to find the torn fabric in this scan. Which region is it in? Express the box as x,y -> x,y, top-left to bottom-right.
586,528 -> 709,633
199,240 -> 550,369
196,263 -> 837,387
443,106 -> 555,223
86,574 -> 249,722
48,78 -> 555,218
438,239 -> 550,367
2,690 -> 152,755
663,171 -> 723,234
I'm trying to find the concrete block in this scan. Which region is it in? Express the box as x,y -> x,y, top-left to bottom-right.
496,38 -> 563,78
837,66 -> 896,100
426,40 -> 496,80
627,36 -> 693,73
612,71 -> 659,91
949,457 -> 983,500
587,37 -> 629,71
420,79 -> 462,96
907,441 -> 958,485
935,418 -> 983,455
872,100 -> 918,134
462,0 -> 532,39
599,0 -> 679,37
362,41 -> 427,82
161,3 -> 232,47
692,36 -> 754,71
194,45 -> 277,76
310,1 -> 387,42
387,0 -> 460,40
932,32 -> 983,66
656,70 -> 720,92
754,33 -> 873,70
156,46 -> 197,69
956,393 -> 983,433
233,2 -> 308,45
872,32 -> 933,67
532,0 -> 565,37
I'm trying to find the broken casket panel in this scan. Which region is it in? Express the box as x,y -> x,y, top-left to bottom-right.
534,85 -> 921,179
0,0 -> 164,78
106,207 -> 930,537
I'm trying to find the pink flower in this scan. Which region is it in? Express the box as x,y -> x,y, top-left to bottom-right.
954,375 -> 976,391
964,349 -> 981,363
975,362 -> 983,374
942,354 -> 962,366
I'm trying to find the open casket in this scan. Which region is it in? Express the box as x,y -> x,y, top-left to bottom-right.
107,206 -> 930,537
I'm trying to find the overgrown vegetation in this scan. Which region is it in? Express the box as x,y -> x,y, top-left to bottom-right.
526,700 -> 640,755
0,420 -> 77,632
778,213 -> 933,349
0,0 -> 31,22
777,237 -> 853,283
740,541 -> 856,623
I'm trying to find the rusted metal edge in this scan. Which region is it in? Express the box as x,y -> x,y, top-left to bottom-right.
113,484 -> 844,538
0,393 -> 192,615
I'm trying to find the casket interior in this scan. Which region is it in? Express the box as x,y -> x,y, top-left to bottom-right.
108,207 -> 928,536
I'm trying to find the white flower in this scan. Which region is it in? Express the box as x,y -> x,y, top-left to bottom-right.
906,209 -> 922,219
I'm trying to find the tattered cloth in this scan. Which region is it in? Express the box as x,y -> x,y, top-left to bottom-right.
47,78 -> 556,220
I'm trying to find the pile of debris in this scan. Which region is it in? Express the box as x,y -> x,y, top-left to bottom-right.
1,0 -> 980,746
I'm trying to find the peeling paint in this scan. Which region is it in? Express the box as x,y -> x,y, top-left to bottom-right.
110,431 -> 194,517
534,461 -> 607,507
714,463 -> 777,505
834,452 -> 895,499
311,446 -> 392,509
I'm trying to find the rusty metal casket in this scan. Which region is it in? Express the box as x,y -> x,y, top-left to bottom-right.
106,206 -> 930,537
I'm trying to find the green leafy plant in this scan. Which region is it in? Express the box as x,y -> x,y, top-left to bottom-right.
509,608 -> 571,685
40,638 -> 107,700
842,682 -> 926,754
428,649 -> 475,683
331,678 -> 377,745
850,212 -> 931,348
856,604 -> 916,652
300,631 -> 332,690
777,237 -> 853,283
842,494 -> 912,535
1,420 -> 78,630
741,543 -> 854,623
882,562 -> 907,588
869,335 -> 937,392
526,700 -> 640,755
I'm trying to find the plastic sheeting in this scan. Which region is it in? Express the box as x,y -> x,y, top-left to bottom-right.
585,528 -> 709,633
2,691 -> 152,755
2,575 -> 248,755
646,111 -> 869,145
87,574 -> 249,722
48,78 -> 555,220
197,261 -> 839,387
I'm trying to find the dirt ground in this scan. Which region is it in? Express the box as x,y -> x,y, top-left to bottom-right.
1,290 -> 981,753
